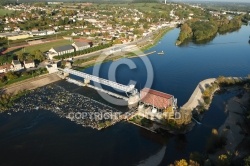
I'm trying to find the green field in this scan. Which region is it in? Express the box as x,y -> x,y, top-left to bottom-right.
0,9 -> 13,16
13,39 -> 72,55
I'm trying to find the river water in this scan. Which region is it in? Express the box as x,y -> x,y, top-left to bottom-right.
0,25 -> 249,166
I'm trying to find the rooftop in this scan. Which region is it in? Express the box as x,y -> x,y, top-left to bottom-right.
24,60 -> 34,64
140,88 -> 173,109
0,64 -> 13,70
73,42 -> 89,47
12,60 -> 21,65
53,45 -> 74,52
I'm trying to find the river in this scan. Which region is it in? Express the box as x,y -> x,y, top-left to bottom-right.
0,25 -> 249,166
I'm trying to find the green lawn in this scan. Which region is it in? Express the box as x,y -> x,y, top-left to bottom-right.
0,9 -> 13,16
13,39 -> 72,55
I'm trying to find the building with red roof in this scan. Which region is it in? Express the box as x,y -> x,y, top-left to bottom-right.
140,88 -> 176,110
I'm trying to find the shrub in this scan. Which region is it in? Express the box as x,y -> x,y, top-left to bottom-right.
190,152 -> 204,165
217,154 -> 230,166
244,155 -> 250,166
206,129 -> 227,154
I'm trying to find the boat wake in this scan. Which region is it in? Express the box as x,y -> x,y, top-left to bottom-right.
137,146 -> 166,166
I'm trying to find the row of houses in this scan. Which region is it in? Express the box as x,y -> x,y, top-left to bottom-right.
47,40 -> 92,59
0,30 -> 56,40
0,60 -> 35,73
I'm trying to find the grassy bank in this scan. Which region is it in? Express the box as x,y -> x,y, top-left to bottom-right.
0,68 -> 48,88
141,27 -> 173,51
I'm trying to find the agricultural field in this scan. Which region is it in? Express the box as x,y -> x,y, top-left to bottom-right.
0,9 -> 13,16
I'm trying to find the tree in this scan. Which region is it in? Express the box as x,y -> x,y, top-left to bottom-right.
217,154 -> 230,166
5,72 -> 18,80
174,159 -> 188,166
33,50 -> 45,61
16,52 -> 25,61
0,75 -> 7,83
244,156 -> 250,166
176,23 -> 193,44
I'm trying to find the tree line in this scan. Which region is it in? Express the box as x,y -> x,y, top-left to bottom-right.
176,16 -> 243,45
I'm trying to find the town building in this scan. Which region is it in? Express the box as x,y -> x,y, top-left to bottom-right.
137,88 -> 178,122
72,41 -> 90,51
48,45 -> 75,59
0,64 -> 14,73
11,60 -> 23,71
140,88 -> 177,112
24,60 -> 35,68
0,32 -> 33,40
46,63 -> 58,73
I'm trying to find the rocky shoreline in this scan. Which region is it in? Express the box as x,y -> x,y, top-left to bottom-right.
6,84 -> 135,130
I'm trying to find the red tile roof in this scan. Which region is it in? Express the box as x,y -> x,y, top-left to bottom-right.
0,64 -> 13,70
140,88 -> 173,109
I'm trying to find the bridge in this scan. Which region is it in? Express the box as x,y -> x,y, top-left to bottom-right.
59,68 -> 137,94
58,68 -> 139,105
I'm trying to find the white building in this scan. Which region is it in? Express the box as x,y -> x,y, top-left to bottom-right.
12,60 -> 23,71
24,60 -> 35,68
46,63 -> 58,73
72,42 -> 90,51
48,45 -> 75,59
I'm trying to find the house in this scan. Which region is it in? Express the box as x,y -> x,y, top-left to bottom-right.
4,26 -> 11,31
71,32 -> 78,36
72,41 -> 90,51
32,30 -> 47,36
65,61 -> 72,68
46,63 -> 58,73
48,45 -> 74,59
24,60 -> 35,68
47,30 -> 55,35
12,60 -> 23,71
0,64 -> 14,73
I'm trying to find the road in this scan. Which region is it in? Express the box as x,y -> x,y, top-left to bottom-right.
71,30 -> 155,61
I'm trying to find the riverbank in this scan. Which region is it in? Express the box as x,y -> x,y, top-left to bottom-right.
1,73 -> 62,95
181,78 -> 217,111
0,73 -> 62,112
72,27 -> 173,69
140,27 -> 173,51
208,87 -> 250,164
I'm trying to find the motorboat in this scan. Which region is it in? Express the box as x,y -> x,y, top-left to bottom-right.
157,51 -> 164,55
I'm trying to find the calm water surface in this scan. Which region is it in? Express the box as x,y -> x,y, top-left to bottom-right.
0,25 -> 249,166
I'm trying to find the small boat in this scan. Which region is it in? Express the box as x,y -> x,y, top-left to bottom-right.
157,51 -> 164,55
7,112 -> 11,115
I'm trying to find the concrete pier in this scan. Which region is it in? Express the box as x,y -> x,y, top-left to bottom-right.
181,78 -> 216,111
